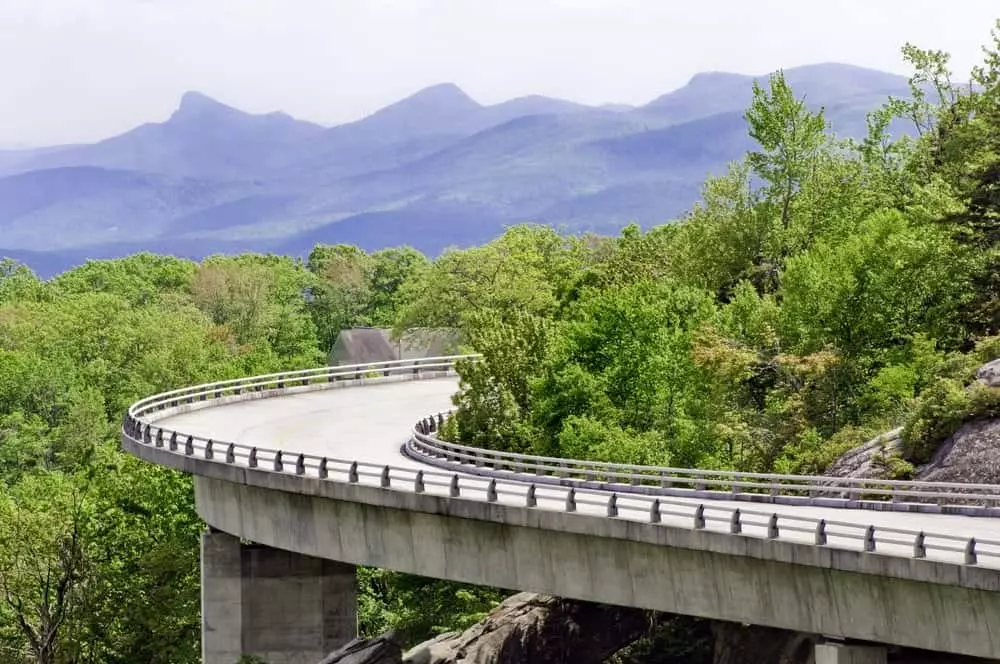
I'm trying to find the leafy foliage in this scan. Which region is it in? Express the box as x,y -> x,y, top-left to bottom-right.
4,20 -> 1000,664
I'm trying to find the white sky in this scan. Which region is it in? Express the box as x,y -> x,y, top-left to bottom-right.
2,0 -> 998,146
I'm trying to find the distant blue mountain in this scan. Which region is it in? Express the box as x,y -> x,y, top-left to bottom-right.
0,63 -> 922,272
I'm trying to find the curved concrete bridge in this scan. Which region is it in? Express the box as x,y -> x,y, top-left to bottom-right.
120,357 -> 1000,663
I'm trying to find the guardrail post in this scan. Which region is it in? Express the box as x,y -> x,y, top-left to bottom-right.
295,454 -> 305,475
437,413 -> 445,429
214,388 -> 221,399
864,525 -> 876,552
277,379 -> 284,389
205,440 -> 214,460
815,519 -> 827,545
767,513 -> 779,538
487,479 -> 498,502
565,488 -> 577,513
607,493 -> 618,517
913,532 -> 926,558
557,462 -> 568,478
155,430 -> 164,448
769,483 -> 779,497
526,484 -> 536,507
380,466 -> 390,488
631,473 -> 641,486
450,474 -> 460,497
185,436 -> 194,456
249,448 -> 258,468
475,451 -> 485,468
649,499 -> 661,524
695,480 -> 707,492
319,458 -> 329,479
274,451 -> 284,472
661,474 -> 672,489
694,504 -> 706,529
349,462 -> 359,483
412,360 -> 421,376
169,432 -> 178,451
226,444 -> 235,464
143,425 -> 152,444
965,538 -> 978,565
414,471 -> 425,493
730,509 -> 742,534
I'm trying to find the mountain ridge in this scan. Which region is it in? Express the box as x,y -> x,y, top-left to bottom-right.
0,62 -> 922,275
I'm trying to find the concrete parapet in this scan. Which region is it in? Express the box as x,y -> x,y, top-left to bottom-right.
201,530 -> 356,664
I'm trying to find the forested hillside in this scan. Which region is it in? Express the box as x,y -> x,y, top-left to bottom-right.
1,23 -> 999,663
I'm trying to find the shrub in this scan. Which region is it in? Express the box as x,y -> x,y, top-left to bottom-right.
871,448 -> 916,480
775,425 -> 883,475
901,378 -> 971,463
902,378 -> 1000,464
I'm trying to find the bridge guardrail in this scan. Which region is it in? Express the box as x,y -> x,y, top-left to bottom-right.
406,420 -> 1000,509
121,355 -> 1000,570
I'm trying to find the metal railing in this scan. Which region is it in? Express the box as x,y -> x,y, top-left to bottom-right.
407,419 -> 1000,509
121,355 -> 1000,570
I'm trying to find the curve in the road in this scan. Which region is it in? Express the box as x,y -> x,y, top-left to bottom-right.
121,356 -> 1000,570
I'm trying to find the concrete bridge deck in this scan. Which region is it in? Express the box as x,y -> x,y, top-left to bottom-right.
120,359 -> 1000,662
155,377 -> 1000,565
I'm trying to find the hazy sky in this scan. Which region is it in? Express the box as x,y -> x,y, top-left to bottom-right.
2,0 -> 998,146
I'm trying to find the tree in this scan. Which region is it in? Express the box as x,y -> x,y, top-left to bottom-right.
0,473 -> 90,664
395,225 -> 589,332
305,244 -> 375,351
745,70 -> 829,251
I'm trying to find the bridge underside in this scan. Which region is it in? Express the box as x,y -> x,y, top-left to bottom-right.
194,475 -> 1000,660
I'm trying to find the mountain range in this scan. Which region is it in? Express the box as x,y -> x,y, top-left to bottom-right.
0,63 -> 918,276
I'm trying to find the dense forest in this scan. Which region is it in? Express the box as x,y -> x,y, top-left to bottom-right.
2,23 -> 1000,664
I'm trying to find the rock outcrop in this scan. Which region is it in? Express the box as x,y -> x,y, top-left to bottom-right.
403,592 -> 656,664
916,418 -> 1000,485
827,358 -> 1000,489
976,358 -> 1000,387
823,428 -> 903,480
319,632 -> 404,664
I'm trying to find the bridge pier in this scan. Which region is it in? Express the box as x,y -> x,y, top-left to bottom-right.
815,642 -> 887,664
201,529 -> 357,664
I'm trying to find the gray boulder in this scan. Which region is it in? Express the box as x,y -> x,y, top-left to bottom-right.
403,592 -> 653,664
319,632 -> 403,664
976,358 -> 1000,387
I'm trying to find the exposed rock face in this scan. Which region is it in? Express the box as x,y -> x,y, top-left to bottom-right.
917,418 -> 1000,485
402,592 -> 655,664
824,428 -> 903,480
319,632 -> 403,664
976,359 -> 1000,387
825,419 -> 1000,489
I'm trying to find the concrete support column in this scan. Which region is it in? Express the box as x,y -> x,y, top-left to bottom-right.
815,643 -> 887,664
201,530 -> 357,664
